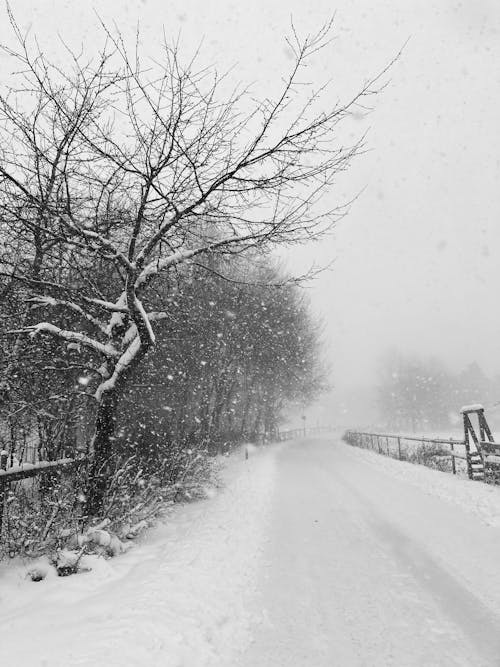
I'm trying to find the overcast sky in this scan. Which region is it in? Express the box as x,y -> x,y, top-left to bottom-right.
2,0 -> 500,396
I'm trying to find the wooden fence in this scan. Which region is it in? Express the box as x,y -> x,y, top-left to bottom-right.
276,425 -> 333,441
344,418 -> 500,484
343,430 -> 467,471
0,450 -> 86,537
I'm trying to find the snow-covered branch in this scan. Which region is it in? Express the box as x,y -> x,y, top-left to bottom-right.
95,336 -> 142,401
59,215 -> 135,272
10,323 -> 120,359
84,298 -> 129,313
27,296 -> 108,335
135,234 -> 258,289
133,297 -> 156,344
105,293 -> 128,336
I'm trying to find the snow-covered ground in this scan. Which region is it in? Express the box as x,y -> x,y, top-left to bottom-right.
0,445 -> 277,667
346,441 -> 500,527
2,437 -> 500,666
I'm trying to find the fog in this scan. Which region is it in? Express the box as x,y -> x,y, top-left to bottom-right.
3,0 -> 500,430
285,2 -> 500,429
3,5 -> 500,662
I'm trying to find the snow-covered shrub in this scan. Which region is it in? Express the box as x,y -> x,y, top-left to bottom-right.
0,435 -> 219,563
408,443 -> 451,472
0,467 -> 87,560
97,446 -> 215,523
51,548 -> 86,576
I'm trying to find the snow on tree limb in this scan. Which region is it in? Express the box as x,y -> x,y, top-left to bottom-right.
133,297 -> 156,345
135,234 -> 258,289
95,336 -> 142,400
11,323 -> 120,359
27,296 -> 109,335
85,298 -> 129,313
106,294 -> 128,336
120,312 -> 168,348
58,216 -> 135,272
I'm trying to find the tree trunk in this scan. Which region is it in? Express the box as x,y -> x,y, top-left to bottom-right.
85,390 -> 118,516
252,400 -> 264,439
85,332 -> 152,516
240,376 -> 254,438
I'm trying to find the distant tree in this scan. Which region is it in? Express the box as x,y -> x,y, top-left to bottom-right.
376,351 -> 451,432
454,362 -> 491,408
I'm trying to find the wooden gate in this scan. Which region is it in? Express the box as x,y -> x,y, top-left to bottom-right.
461,405 -> 500,481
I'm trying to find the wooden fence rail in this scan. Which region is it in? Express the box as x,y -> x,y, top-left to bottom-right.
343,430 -> 469,471
276,425 -> 333,441
0,453 -> 87,537
343,428 -> 500,484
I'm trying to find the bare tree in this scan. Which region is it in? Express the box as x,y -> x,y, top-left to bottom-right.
0,16 -> 383,512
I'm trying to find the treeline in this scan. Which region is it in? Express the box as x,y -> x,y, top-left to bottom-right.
377,351 -> 498,432
0,16 -> 359,518
0,254 -> 325,465
112,258 -> 327,466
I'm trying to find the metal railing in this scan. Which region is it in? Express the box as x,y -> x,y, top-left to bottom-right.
276,425 -> 333,441
343,430 -> 468,474
343,427 -> 500,484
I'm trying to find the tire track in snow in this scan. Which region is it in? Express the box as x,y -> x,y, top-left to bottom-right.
239,438 -> 500,667
341,475 -> 500,662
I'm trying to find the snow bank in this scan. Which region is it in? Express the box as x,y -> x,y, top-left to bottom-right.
0,444 -> 279,667
344,441 -> 500,527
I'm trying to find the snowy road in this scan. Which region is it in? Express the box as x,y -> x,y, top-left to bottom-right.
2,438 -> 500,666
240,439 -> 500,667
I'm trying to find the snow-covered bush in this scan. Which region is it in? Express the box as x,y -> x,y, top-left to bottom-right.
97,447 -> 214,524
408,443 -> 451,473
0,446 -> 216,563
0,469 -> 86,560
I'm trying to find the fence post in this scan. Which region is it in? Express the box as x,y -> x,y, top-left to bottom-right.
0,450 -> 8,538
386,436 -> 390,456
397,437 -> 401,460
450,441 -> 456,475
463,413 -> 472,479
